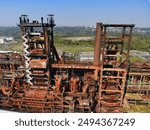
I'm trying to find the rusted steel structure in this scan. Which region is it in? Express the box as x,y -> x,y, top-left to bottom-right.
95,23 -> 134,112
127,62 -> 150,94
0,15 -> 135,112
0,52 -> 22,87
126,62 -> 150,105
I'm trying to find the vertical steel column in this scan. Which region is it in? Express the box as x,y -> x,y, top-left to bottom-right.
94,23 -> 102,66
127,27 -> 133,68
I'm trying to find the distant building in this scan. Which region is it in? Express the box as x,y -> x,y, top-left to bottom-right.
0,36 -> 14,44
5,37 -> 14,42
79,52 -> 94,61
0,38 -> 5,44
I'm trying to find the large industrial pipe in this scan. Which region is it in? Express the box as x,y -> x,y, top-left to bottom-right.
94,23 -> 102,66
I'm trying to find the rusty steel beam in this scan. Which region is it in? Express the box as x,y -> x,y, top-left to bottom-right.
94,23 -> 102,66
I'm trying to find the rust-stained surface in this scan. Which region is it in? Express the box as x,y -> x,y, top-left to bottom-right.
127,62 -> 150,94
0,15 -> 149,113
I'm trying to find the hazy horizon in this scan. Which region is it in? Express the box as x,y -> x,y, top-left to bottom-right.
0,25 -> 150,28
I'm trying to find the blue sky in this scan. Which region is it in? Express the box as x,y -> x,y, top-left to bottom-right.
0,0 -> 150,27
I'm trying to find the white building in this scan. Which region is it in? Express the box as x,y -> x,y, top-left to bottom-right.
0,38 -> 5,44
5,37 -> 14,42
79,52 -> 94,61
0,36 -> 14,44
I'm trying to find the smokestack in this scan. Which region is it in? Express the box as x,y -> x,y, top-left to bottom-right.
94,23 -> 102,66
